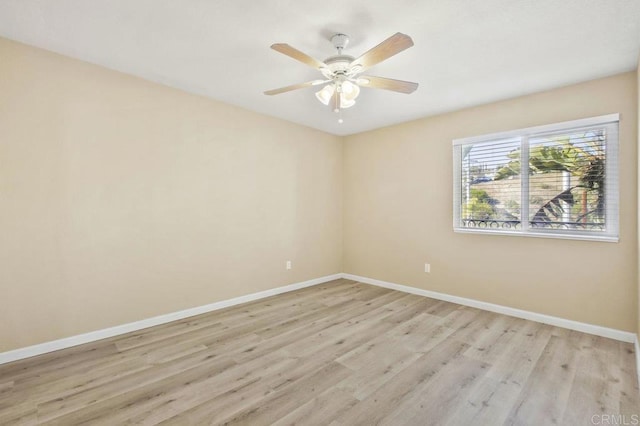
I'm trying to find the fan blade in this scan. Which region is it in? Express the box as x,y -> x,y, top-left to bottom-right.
357,76 -> 418,94
264,80 -> 329,96
349,33 -> 414,72
271,43 -> 326,69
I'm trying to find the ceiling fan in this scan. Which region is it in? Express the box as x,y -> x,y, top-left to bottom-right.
264,33 -> 418,117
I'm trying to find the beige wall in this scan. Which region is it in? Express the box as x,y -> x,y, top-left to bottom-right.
0,38 -> 343,352
1,35 -> 638,354
344,72 -> 638,332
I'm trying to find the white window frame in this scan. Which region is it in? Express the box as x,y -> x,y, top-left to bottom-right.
452,114 -> 619,242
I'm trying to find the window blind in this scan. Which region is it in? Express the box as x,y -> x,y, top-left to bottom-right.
453,114 -> 619,242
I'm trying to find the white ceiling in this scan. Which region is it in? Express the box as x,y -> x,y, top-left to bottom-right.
0,0 -> 639,136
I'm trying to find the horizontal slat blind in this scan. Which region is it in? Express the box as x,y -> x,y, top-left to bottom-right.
459,138 -> 522,230
528,126 -> 607,232
453,115 -> 619,241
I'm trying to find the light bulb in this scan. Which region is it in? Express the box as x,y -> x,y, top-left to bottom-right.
338,81 -> 359,108
315,84 -> 335,105
341,81 -> 360,101
340,95 -> 356,109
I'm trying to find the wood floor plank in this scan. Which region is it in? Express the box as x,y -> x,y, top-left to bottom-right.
252,299 -> 357,340
380,295 -> 441,326
336,341 -> 422,400
463,315 -> 529,364
216,361 -> 352,425
0,279 -> 637,425
270,387 -> 359,426
150,354 -> 302,424
446,320 -> 553,425
10,356 -> 150,406
503,330 -> 584,425
380,355 -> 490,426
386,312 -> 457,353
0,343 -> 120,384
37,353 -> 237,423
0,398 -> 36,426
334,339 -> 473,425
563,334 -> 640,422
63,351 -> 297,425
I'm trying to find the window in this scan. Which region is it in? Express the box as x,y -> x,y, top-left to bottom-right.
453,114 -> 619,241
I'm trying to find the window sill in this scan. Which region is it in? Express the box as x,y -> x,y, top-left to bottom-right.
453,227 -> 619,243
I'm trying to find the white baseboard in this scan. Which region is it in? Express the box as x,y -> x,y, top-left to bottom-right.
0,273 -> 342,365
635,335 -> 640,388
342,273 -> 637,343
1,271 -> 636,370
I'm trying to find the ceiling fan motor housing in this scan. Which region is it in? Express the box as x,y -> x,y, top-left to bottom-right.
323,55 -> 356,76
330,33 -> 349,52
323,34 -> 358,79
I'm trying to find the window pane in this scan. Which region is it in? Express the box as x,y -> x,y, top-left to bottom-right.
453,115 -> 618,241
528,128 -> 606,231
460,138 -> 521,230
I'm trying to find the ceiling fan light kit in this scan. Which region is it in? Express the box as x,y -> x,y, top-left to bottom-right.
315,80 -> 360,109
265,32 -> 419,122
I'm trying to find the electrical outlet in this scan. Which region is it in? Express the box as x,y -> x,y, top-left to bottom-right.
286,261 -> 292,270
424,263 -> 431,273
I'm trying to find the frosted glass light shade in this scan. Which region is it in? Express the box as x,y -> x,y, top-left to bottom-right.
315,84 -> 335,105
316,81 -> 361,109
341,81 -> 360,101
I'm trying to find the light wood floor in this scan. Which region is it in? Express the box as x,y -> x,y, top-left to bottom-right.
1,279 -> 638,425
